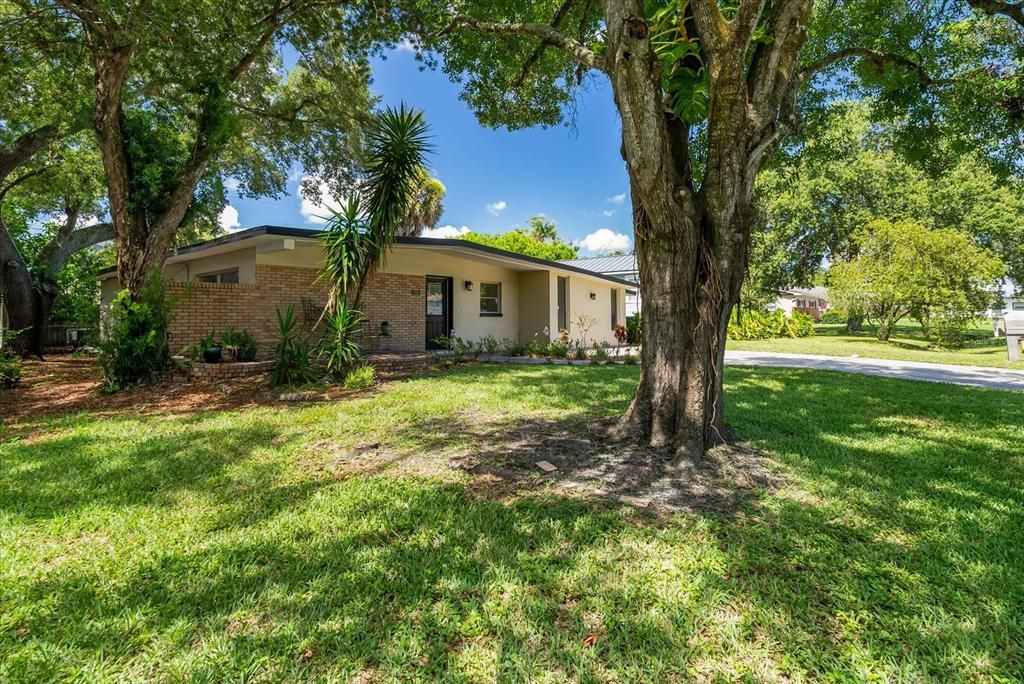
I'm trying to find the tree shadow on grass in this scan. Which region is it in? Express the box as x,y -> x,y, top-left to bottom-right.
3,365 -> 1024,680
722,367 -> 1024,679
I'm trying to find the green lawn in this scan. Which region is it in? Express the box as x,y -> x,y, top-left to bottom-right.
728,322 -> 1024,370
2,365 -> 1023,681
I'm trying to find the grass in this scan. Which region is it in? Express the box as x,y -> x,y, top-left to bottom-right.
728,321 -> 1024,370
2,364 -> 1023,681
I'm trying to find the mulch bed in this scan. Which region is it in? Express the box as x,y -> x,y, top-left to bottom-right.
0,356 -> 279,429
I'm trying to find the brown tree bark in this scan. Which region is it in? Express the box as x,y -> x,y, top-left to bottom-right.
65,0 -> 295,296
453,0 -> 924,465
598,0 -> 780,465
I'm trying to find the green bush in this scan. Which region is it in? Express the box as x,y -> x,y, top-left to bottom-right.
221,328 -> 258,361
343,363 -> 376,390
501,339 -> 529,357
819,309 -> 848,325
626,314 -> 642,345
728,309 -> 815,341
99,275 -> 173,392
319,304 -> 363,379
0,353 -> 22,389
271,307 -> 318,388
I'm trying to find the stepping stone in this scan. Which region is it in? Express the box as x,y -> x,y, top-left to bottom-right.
536,460 -> 558,472
618,494 -> 650,508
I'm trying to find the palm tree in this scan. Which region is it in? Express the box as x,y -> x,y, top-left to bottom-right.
396,168 -> 446,237
319,105 -> 432,312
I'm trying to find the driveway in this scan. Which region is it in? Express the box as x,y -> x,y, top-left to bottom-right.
724,351 -> 1024,392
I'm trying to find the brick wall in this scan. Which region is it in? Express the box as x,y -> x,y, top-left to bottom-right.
166,265 -> 426,356
359,272 -> 425,353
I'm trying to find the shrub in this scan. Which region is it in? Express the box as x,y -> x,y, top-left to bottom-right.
271,307 -> 318,388
613,323 -> 629,346
728,309 -> 815,341
0,353 -> 22,389
525,339 -> 547,357
623,353 -> 639,365
480,335 -> 500,354
221,328 -> 258,361
502,339 -> 529,357
591,344 -> 610,363
343,363 -> 377,390
626,314 -> 642,345
319,304 -> 364,379
99,275 -> 173,392
545,339 -> 569,358
787,311 -> 816,338
819,308 -> 847,325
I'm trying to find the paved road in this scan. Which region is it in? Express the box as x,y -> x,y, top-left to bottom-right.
724,351 -> 1024,392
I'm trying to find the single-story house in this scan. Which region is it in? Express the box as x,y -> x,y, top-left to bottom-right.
99,226 -> 636,355
770,286 -> 830,321
558,254 -> 640,316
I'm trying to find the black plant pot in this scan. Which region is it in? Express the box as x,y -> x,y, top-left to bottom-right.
203,346 -> 222,363
238,348 -> 257,362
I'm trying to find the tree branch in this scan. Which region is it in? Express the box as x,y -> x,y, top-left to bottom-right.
41,221 -> 115,275
511,0 -> 580,87
450,13 -> 606,72
0,125 -> 60,183
798,47 -> 933,86
965,0 -> 1024,28
689,0 -> 729,56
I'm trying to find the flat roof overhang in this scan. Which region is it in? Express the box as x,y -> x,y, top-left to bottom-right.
98,226 -> 637,290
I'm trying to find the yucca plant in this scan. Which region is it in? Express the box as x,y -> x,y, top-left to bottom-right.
271,307 -> 317,388
319,303 -> 364,379
320,105 -> 432,311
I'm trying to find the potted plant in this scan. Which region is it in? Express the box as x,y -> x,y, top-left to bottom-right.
200,331 -> 222,363
236,331 -> 258,362
222,328 -> 258,362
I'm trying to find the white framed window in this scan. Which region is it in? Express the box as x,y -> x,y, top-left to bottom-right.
480,282 -> 502,315
197,269 -> 239,284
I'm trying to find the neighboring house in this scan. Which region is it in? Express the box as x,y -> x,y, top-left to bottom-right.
771,287 -> 830,321
98,226 -> 633,355
559,254 -> 640,317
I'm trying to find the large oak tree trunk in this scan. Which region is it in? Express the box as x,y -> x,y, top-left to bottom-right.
619,190 -> 750,466
0,228 -> 39,357
603,0 -> 762,465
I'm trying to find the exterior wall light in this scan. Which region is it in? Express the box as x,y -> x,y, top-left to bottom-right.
464,280 -> 474,291
589,292 -> 597,300
380,321 -> 391,337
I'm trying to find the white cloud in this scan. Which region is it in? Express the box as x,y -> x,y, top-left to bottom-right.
394,36 -> 418,53
299,177 -> 344,224
581,228 -> 631,254
602,209 -> 615,217
219,205 -> 242,232
485,200 -> 507,216
607,193 -> 627,205
422,225 -> 471,239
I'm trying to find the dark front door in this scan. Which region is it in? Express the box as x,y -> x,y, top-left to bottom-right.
425,276 -> 452,349
557,276 -> 568,333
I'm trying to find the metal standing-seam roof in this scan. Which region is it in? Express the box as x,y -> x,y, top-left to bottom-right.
558,254 -> 638,281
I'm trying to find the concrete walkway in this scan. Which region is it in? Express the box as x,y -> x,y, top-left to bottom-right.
724,351 -> 1024,392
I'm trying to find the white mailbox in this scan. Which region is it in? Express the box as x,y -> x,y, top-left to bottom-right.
1004,300 -> 1024,362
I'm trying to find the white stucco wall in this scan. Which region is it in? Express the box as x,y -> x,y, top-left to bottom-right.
382,247 -> 521,342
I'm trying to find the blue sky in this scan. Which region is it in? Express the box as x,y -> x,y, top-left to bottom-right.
221,46 -> 634,255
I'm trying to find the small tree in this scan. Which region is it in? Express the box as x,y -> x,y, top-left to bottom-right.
829,220 -> 1005,342
320,106 -> 432,311
463,218 -> 579,261
396,169 -> 446,237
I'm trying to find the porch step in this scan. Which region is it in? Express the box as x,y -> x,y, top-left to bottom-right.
362,352 -> 437,376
